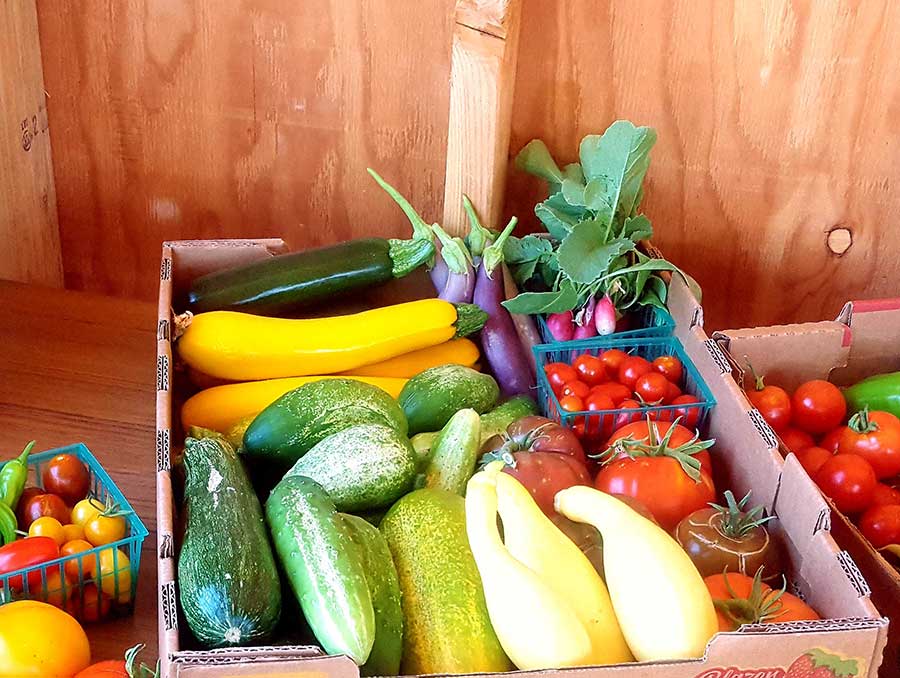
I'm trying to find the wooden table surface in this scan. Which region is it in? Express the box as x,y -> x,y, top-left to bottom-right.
0,280 -> 158,663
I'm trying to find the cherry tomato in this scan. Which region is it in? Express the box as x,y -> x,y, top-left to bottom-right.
584,392 -> 616,439
84,513 -> 127,547
61,539 -> 98,581
572,354 -> 607,386
600,349 -> 629,375
819,426 -> 846,454
614,398 -> 643,430
746,383 -> 792,432
794,447 -> 833,477
41,454 -> 91,506
67,583 -> 112,623
15,487 -> 43,525
0,536 -> 60,592
544,363 -> 578,395
780,427 -> 816,453
664,381 -> 682,404
62,524 -> 85,543
561,380 -> 590,400
559,394 -> 585,413
618,356 -> 652,390
871,483 -> 900,507
92,548 -> 132,603
837,410 -> 900,479
41,570 -> 72,608
791,380 -> 847,435
815,454 -> 877,513
590,382 -> 632,406
19,493 -> 70,529
71,498 -> 106,527
671,394 -> 701,428
28,516 -> 67,546
634,372 -> 670,404
858,504 -> 900,548
652,355 -> 684,383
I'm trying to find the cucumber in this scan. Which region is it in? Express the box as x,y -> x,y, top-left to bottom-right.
343,514 -> 403,677
380,489 -> 511,674
178,436 -> 281,647
479,395 -> 538,442
187,238 -> 434,315
284,424 -> 417,511
266,475 -> 375,664
410,431 -> 439,468
244,378 -> 407,467
399,365 -> 499,434
424,408 -> 481,494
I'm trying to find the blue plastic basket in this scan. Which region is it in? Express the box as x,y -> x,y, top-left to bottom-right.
0,443 -> 148,621
534,336 -> 716,441
536,305 -> 675,345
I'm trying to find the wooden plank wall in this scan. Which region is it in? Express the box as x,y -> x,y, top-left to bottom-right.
0,0 -> 62,287
24,0 -> 900,328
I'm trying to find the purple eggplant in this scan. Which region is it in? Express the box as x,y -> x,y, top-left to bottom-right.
431,224 -> 475,303
474,217 -> 536,397
430,246 -> 449,292
573,296 -> 599,340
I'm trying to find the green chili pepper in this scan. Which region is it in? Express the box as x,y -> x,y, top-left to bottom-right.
0,440 -> 34,510
844,372 -> 900,419
0,503 -> 17,546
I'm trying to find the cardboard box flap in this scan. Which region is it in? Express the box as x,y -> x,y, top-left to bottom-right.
832,298 -> 900,386
776,454 -> 832,548
174,654 -> 357,677
666,270 -> 703,331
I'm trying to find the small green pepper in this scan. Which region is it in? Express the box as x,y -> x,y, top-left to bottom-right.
0,503 -> 16,545
0,440 -> 34,510
844,372 -> 900,419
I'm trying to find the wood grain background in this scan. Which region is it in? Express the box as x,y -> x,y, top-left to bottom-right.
9,0 -> 900,328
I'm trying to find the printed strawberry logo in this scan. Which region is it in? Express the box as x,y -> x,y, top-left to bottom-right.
786,649 -> 859,678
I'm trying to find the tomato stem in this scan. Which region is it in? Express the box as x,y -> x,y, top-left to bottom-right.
848,407 -> 879,434
743,356 -> 766,391
709,490 -> 774,538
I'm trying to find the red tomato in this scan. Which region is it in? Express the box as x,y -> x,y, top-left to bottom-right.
704,571 -> 819,631
618,356 -> 652,390
75,660 -> 128,678
502,452 -> 591,516
774,592 -> 822,623
652,355 -> 683,383
791,380 -> 847,435
0,536 -> 60,592
19,493 -> 70,529
745,383 -> 792,432
607,420 -> 713,479
780,427 -> 816,453
794,447 -> 833,477
584,392 -> 616,440
590,382 -> 632,406
819,426 -> 846,453
559,394 -> 585,413
614,399 -> 643,430
837,410 -> 900,479
600,349 -> 629,375
664,381 -> 682,404
634,372 -> 670,404
544,362 -> 578,394
41,454 -> 92,506
858,504 -> 900,548
573,354 -> 607,386
671,394 -> 702,428
595,457 -> 715,531
871,483 -> 900,507
815,454 -> 877,513
561,380 -> 590,400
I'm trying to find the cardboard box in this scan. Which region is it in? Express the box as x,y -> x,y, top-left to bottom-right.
156,240 -> 888,678
714,299 -> 900,677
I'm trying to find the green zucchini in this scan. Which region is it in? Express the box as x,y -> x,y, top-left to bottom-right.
178,436 -> 281,647
266,475 -> 375,664
343,514 -> 403,677
380,489 -> 511,674
243,379 -> 408,467
399,365 -> 499,434
187,238 -> 434,315
424,408 -> 481,494
284,424 -> 417,511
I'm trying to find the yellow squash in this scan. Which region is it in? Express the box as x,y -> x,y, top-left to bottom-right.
181,375 -> 407,433
176,299 -> 483,381
555,486 -> 718,662
340,338 -> 480,378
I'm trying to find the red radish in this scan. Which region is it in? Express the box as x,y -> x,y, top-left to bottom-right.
594,295 -> 617,335
573,296 -> 599,340
546,311 -> 575,341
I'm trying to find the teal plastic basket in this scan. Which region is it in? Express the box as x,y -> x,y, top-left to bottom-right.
534,336 -> 715,441
0,443 -> 147,621
536,305 -> 675,345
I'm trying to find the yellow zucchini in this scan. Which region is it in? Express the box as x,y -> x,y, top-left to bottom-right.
340,338 -> 480,378
176,299 -> 485,381
181,375 -> 408,433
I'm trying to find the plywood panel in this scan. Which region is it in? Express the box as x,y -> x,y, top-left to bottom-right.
0,0 -> 62,286
505,0 -> 900,329
37,1 -> 453,297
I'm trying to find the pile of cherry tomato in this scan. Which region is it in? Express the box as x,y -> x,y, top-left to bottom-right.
0,453 -> 133,622
543,350 -> 704,440
745,373 -> 900,551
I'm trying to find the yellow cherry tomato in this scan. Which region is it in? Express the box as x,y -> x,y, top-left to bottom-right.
61,539 -> 98,582
61,523 -> 85,543
94,548 -> 132,603
70,498 -> 105,527
41,570 -> 72,608
84,513 -> 127,547
28,516 -> 66,547
0,600 -> 91,676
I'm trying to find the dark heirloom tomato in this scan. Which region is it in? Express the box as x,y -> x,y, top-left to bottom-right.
19,492 -> 70,529
41,454 -> 91,505
675,490 -> 781,582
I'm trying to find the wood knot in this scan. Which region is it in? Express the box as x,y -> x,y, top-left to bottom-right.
827,226 -> 853,256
